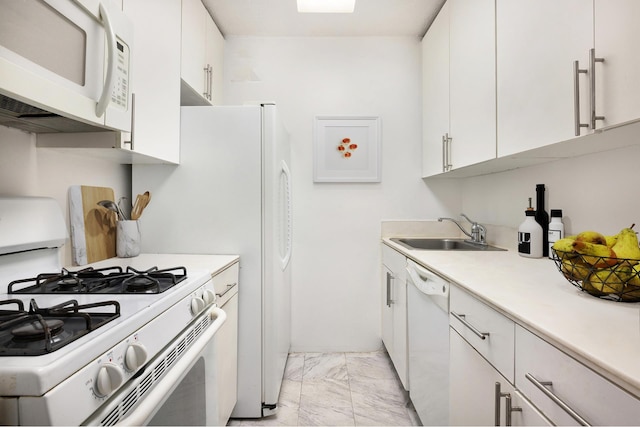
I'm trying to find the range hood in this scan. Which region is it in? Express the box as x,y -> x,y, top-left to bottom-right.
0,94 -> 108,134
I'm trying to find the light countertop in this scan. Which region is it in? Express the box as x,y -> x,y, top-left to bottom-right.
86,253 -> 239,277
383,237 -> 640,399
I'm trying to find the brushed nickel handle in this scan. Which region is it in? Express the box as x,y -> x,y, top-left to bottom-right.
573,60 -> 589,136
216,282 -> 237,298
495,382 -> 522,426
386,271 -> 394,307
451,311 -> 489,340
442,134 -> 447,172
589,48 -> 605,129
442,132 -> 453,172
525,373 -> 591,426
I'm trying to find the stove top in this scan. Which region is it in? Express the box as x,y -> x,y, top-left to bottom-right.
8,266 -> 187,295
0,298 -> 120,356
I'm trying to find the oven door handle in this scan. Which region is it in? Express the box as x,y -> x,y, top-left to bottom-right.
114,307 -> 227,426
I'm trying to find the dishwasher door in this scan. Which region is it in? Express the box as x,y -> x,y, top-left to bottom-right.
406,259 -> 449,426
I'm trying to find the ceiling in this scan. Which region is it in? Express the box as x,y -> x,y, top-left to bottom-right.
202,0 -> 445,38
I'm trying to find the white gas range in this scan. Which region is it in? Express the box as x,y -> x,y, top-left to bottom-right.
0,197 -> 239,426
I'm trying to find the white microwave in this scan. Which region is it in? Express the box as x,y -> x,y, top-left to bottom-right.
0,0 -> 133,133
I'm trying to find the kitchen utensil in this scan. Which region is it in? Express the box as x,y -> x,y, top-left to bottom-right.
97,200 -> 126,221
131,191 -> 151,220
68,186 -> 117,265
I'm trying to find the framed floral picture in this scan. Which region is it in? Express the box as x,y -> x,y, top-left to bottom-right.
313,116 -> 381,182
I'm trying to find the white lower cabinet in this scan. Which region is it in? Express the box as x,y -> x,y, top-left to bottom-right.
515,325 -> 640,426
448,284 -> 640,425
211,262 -> 239,426
450,329 -> 551,426
381,244 -> 408,390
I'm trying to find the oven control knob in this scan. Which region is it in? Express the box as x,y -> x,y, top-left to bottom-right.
191,296 -> 206,315
202,289 -> 216,305
124,343 -> 148,372
95,363 -> 124,397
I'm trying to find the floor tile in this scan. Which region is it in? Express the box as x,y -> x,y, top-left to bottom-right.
300,378 -> 352,408
227,351 -> 421,426
298,404 -> 355,426
303,353 -> 348,381
284,353 -> 304,381
345,350 -> 397,381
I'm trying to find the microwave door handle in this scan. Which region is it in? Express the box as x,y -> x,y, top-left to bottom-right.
96,2 -> 116,118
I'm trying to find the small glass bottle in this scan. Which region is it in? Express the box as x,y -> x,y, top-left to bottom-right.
519,205 -> 543,258
548,209 -> 564,259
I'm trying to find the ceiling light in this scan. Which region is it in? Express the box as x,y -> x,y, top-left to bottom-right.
297,0 -> 356,13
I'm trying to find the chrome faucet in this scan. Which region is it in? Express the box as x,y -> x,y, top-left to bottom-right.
438,214 -> 487,245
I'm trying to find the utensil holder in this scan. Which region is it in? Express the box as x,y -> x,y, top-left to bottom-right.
116,220 -> 141,258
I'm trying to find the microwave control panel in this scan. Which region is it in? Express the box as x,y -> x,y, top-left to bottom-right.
111,37 -> 130,111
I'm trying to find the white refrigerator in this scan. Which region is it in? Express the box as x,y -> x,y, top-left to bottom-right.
132,104 -> 292,418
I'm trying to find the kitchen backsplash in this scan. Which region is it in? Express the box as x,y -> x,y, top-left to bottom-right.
0,125 -> 130,266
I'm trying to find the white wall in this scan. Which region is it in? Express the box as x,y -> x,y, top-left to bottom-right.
224,36 -> 461,352
458,142 -> 640,239
0,125 -> 131,266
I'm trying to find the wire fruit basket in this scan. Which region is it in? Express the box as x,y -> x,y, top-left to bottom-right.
551,249 -> 640,302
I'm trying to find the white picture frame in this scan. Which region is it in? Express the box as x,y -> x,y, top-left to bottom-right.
313,116 -> 381,183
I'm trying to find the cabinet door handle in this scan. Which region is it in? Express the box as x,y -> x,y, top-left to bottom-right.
203,64 -> 212,100
589,48 -> 605,130
525,373 -> 591,426
386,271 -> 394,307
573,60 -> 589,136
216,282 -> 237,298
441,133 -> 452,172
494,382 -> 522,426
208,64 -> 213,100
442,134 -> 447,172
451,311 -> 489,340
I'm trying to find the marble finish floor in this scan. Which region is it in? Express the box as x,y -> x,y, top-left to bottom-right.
228,350 -> 421,426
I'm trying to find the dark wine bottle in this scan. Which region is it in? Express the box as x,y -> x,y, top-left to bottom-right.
535,184 -> 549,257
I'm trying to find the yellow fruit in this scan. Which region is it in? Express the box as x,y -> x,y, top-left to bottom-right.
561,259 -> 591,281
611,227 -> 640,264
572,240 -> 618,268
552,237 -> 576,254
584,267 -> 632,294
605,234 -> 619,248
627,264 -> 640,286
575,231 -> 607,246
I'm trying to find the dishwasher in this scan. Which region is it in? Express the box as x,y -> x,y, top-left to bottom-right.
406,259 -> 450,426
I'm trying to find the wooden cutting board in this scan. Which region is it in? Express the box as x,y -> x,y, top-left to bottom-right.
69,185 -> 117,265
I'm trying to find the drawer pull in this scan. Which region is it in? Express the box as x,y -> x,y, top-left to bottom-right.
216,282 -> 237,298
525,373 -> 591,426
495,382 -> 522,426
451,311 -> 489,340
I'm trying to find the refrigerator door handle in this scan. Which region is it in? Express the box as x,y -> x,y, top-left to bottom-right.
280,160 -> 292,270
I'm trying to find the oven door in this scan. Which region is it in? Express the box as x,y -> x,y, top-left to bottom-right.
83,306 -> 226,426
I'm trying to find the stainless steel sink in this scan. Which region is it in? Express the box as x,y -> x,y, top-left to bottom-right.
390,238 -> 506,251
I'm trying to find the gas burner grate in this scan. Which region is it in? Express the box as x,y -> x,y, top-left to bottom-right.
7,266 -> 188,294
0,298 -> 120,356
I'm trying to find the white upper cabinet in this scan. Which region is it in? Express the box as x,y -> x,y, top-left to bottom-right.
496,0 -> 593,157
422,1 -> 450,177
122,0 -> 182,163
181,0 -> 224,105
594,0 -> 640,130
497,0 -> 640,157
422,0 -> 496,178
448,0 -> 496,169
